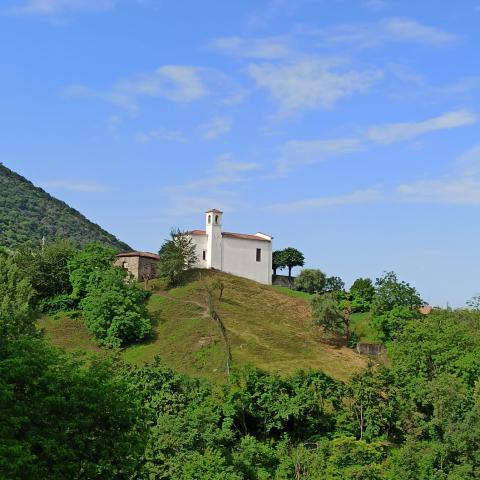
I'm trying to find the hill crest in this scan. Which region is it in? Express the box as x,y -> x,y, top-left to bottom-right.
0,163 -> 131,251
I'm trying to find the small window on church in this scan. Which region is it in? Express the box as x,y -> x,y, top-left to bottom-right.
208,215 -> 211,224
202,250 -> 206,261
256,248 -> 261,262
215,215 -> 218,224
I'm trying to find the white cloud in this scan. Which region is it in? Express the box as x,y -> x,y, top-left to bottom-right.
368,110 -> 476,144
198,117 -> 232,140
397,178 -> 480,205
210,35 -> 292,59
44,179 -> 109,192
397,145 -> 480,205
135,128 -> 187,144
276,137 -> 364,174
6,0 -> 115,15
248,59 -> 382,116
267,189 -> 383,212
164,153 -> 259,192
363,0 -> 388,11
64,65 -> 209,111
323,17 -> 459,49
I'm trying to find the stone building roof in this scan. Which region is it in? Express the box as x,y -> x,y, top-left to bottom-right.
116,251 -> 160,260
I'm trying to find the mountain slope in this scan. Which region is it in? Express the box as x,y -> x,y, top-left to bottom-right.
0,163 -> 131,250
39,270 -> 367,382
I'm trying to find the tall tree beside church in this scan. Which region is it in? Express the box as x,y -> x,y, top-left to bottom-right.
158,229 -> 198,286
272,250 -> 287,275
282,247 -> 305,279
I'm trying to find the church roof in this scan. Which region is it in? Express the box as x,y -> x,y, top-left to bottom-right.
205,208 -> 223,214
116,251 -> 160,260
186,230 -> 271,242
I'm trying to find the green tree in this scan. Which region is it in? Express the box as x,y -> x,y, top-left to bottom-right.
311,292 -> 352,341
282,247 -> 305,279
15,240 -> 76,305
68,242 -> 117,301
372,271 -> 422,316
294,268 -> 326,294
373,305 -> 421,342
324,276 -> 345,293
81,267 -> 152,348
0,336 -> 146,479
158,229 -> 198,286
0,253 -> 35,339
350,278 -> 375,312
272,250 -> 287,276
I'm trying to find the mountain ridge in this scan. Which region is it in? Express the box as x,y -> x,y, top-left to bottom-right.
0,163 -> 131,251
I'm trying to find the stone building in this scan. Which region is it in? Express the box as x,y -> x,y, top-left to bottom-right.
114,251 -> 159,281
187,209 -> 273,285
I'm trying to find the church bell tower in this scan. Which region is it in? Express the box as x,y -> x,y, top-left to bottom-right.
205,208 -> 223,269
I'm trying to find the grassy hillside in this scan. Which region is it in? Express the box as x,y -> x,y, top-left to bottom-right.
0,163 -> 131,250
39,270 -> 366,382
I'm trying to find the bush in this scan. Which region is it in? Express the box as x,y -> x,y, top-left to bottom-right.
81,268 -> 152,348
295,269 -> 326,294
38,293 -> 76,313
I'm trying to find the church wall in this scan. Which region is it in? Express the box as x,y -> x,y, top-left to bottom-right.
189,235 -> 208,269
222,237 -> 272,285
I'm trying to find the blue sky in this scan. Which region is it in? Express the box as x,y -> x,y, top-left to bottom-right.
2,0 -> 480,306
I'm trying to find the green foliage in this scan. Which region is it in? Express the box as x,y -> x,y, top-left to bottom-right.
372,271 -> 422,316
324,276 -> 345,293
0,253 -> 35,339
0,163 -> 131,250
372,305 -> 421,342
280,247 -> 305,278
295,268 -> 326,294
158,229 -> 198,287
68,241 -> 117,300
311,292 -> 351,339
0,336 -> 146,479
81,267 -> 152,348
350,278 -> 375,312
14,240 -> 76,305
272,250 -> 287,275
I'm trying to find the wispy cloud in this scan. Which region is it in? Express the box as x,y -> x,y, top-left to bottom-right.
266,189 -> 383,212
44,179 -> 110,192
198,117 -> 232,140
5,0 -> 115,16
164,153 -> 259,192
161,153 -> 257,215
363,0 -> 388,11
276,137 -> 364,174
368,110 -> 476,144
210,35 -> 292,59
64,65 -> 209,111
248,59 -> 382,116
135,127 -> 187,144
322,17 -> 459,49
397,178 -> 480,205
397,145 -> 480,205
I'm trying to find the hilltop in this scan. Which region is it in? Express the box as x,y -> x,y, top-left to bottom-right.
39,270 -> 366,382
0,163 -> 131,251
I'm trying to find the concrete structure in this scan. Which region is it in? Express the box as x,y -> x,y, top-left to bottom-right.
188,209 -> 273,285
115,251 -> 159,281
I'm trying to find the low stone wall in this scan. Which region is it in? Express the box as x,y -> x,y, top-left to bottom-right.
272,274 -> 295,288
356,343 -> 385,356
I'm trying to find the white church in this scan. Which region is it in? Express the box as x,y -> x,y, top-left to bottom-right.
187,209 -> 273,285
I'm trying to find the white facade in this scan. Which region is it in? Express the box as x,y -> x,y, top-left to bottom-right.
188,209 -> 273,285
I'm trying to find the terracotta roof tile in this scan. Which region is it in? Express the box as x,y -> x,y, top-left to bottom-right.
116,251 -> 160,260
186,230 -> 271,242
222,232 -> 271,242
